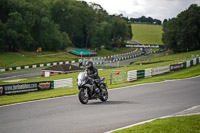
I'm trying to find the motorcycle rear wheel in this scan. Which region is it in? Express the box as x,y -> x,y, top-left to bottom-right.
78,89 -> 89,104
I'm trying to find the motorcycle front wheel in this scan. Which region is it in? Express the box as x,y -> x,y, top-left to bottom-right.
100,86 -> 108,102
78,88 -> 89,104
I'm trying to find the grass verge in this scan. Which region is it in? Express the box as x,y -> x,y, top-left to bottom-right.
97,48 -> 135,57
113,115 -> 200,133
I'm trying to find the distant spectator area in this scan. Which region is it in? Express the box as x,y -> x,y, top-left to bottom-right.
69,49 -> 97,57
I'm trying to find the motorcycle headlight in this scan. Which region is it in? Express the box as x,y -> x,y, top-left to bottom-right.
77,79 -> 81,86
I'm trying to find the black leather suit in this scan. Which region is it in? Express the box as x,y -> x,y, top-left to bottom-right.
86,66 -> 100,80
86,66 -> 100,94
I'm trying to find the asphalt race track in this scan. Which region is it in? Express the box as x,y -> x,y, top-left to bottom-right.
0,76 -> 200,133
0,70 -> 41,80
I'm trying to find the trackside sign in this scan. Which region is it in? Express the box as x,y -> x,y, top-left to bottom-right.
0,86 -> 3,95
126,44 -> 159,48
3,81 -> 53,95
170,63 -> 184,71
152,65 -> 170,76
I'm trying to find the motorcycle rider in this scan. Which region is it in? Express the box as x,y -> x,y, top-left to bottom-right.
85,61 -> 100,94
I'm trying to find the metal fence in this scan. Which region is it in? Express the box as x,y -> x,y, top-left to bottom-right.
110,70 -> 126,85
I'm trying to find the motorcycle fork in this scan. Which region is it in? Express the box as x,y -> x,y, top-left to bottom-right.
84,88 -> 88,97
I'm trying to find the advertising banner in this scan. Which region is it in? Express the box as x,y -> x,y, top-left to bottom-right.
170,63 -> 184,71
0,86 -> 3,95
3,83 -> 38,95
152,65 -> 170,76
3,81 -> 54,95
38,81 -> 53,90
125,44 -> 159,48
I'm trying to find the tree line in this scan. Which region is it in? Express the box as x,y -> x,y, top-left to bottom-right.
0,0 -> 132,52
129,16 -> 162,25
162,4 -> 200,53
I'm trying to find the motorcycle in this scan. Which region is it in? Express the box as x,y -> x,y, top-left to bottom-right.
77,71 -> 108,104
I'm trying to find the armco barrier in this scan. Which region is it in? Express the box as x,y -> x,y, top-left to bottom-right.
197,57 -> 200,64
182,62 -> 187,69
0,60 -> 78,73
137,70 -> 145,79
186,61 -> 190,68
145,68 -> 152,78
127,70 -> 137,81
190,60 -> 193,66
193,58 -> 197,66
127,69 -> 151,81
54,78 -> 73,89
127,57 -> 199,83
152,65 -> 170,76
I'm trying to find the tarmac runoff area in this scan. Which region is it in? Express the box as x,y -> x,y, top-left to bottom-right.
106,105 -> 200,133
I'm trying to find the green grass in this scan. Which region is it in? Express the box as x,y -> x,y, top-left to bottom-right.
0,51 -> 78,69
113,115 -> 200,133
132,24 -> 163,44
97,48 -> 135,57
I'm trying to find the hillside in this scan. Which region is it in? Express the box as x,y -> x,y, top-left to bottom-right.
131,24 -> 163,44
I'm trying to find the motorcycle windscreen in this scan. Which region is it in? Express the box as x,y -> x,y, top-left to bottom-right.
77,72 -> 87,86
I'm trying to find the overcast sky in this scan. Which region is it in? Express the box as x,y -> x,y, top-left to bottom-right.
81,0 -> 200,21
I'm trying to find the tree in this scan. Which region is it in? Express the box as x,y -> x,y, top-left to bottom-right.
90,21 -> 112,49
0,0 -> 132,51
111,16 -> 130,44
162,4 -> 200,52
0,20 -> 6,51
129,16 -> 162,25
163,19 -> 168,24
5,12 -> 32,51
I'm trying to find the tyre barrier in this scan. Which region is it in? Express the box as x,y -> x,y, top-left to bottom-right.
127,57 -> 200,82
0,60 -> 79,72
